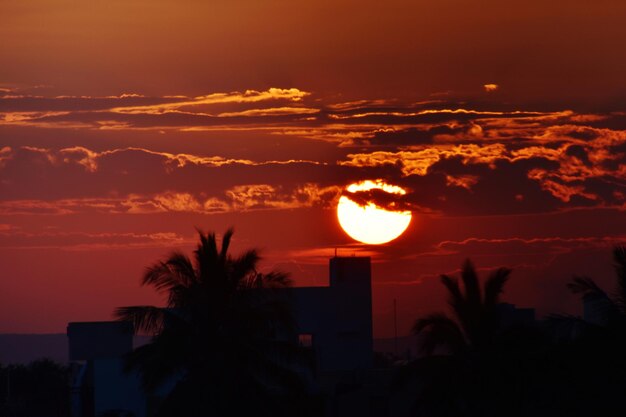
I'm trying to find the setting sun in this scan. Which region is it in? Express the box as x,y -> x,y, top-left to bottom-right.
337,180 -> 412,244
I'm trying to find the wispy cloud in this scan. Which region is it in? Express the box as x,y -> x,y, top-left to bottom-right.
0,229 -> 191,251
0,183 -> 342,216
109,88 -> 309,115
483,83 -> 498,92
1,89 -> 625,215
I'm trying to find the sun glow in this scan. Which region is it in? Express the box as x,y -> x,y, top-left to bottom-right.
337,180 -> 412,245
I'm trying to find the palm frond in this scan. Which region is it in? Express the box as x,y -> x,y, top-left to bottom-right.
195,229 -> 220,281
567,276 -> 607,298
460,259 -> 482,308
234,295 -> 297,335
142,252 -> 196,295
440,274 -> 472,339
483,267 -> 512,309
413,313 -> 465,355
114,305 -> 166,334
259,271 -> 292,289
220,227 -> 235,261
232,249 -> 261,287
440,275 -> 464,312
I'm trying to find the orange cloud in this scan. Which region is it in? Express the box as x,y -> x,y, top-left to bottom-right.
1,146 -> 324,173
0,183 -> 342,216
483,83 -> 498,92
0,146 -> 11,167
227,183 -> 341,211
436,236 -> 625,254
0,229 -> 190,251
340,144 -> 508,176
527,169 -> 598,202
109,88 -> 309,115
216,106 -> 318,117
446,175 -> 479,190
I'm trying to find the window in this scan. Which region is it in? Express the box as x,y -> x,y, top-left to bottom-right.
298,333 -> 313,348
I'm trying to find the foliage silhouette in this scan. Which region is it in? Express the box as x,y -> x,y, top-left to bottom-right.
538,246 -> 626,416
116,228 -> 317,417
412,259 -> 511,355
400,248 -> 626,417
0,359 -> 70,417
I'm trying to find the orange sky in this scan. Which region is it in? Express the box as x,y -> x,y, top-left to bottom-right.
1,0 -> 625,336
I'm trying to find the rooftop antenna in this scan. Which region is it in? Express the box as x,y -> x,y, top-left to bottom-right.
394,298 -> 399,357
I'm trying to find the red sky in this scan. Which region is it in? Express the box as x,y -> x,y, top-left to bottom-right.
1,0 -> 625,337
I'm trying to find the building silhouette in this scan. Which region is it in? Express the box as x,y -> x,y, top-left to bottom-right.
67,256 -> 378,417
67,321 -> 146,417
291,256 -> 373,372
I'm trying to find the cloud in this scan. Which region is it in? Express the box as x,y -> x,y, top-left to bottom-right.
527,170 -> 598,202
338,119 -> 626,207
430,236 -> 626,269
109,88 -> 309,115
0,182 -> 342,216
446,174 -> 479,190
0,229 -> 190,251
0,146 -> 11,167
339,144 -> 509,176
2,91 -> 625,216
216,106 -> 318,117
0,90 -> 573,136
0,88 -> 312,131
227,183 -> 341,211
0,145 -> 324,174
484,83 -> 499,92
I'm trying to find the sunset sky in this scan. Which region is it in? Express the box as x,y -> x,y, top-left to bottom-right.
1,0 -> 625,337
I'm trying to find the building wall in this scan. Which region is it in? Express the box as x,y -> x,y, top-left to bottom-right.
93,358 -> 146,417
291,257 -> 373,372
583,293 -> 611,326
67,321 -> 133,362
67,321 -> 147,417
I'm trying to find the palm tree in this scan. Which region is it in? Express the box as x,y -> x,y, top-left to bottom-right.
405,262 -> 566,416
412,260 -> 512,355
115,228 -> 314,417
551,246 -> 626,338
567,246 -> 626,330
542,246 -> 626,415
396,261 -> 517,416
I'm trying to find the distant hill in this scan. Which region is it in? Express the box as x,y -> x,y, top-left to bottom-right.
0,334 -> 68,365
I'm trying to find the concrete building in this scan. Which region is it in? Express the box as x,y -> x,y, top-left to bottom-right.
67,321 -> 146,417
496,302 -> 536,329
291,256 -> 374,372
583,292 -> 612,326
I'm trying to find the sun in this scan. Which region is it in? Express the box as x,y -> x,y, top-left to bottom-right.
337,180 -> 412,244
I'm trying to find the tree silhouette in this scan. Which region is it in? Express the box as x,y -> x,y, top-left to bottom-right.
0,359 -> 70,417
539,246 -> 626,416
566,246 -> 626,331
403,261 -> 562,417
401,250 -> 626,416
116,228 -> 314,417
412,259 -> 511,355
